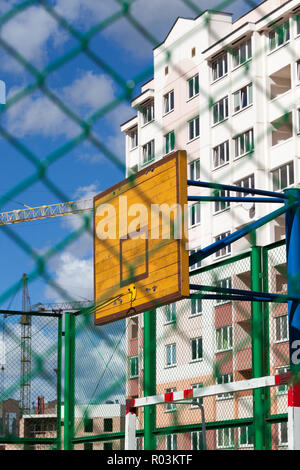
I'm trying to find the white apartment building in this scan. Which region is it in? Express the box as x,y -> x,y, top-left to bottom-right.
121,0 -> 300,450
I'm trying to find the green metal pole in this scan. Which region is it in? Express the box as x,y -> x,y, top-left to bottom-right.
64,313 -> 75,450
251,246 -> 266,450
143,310 -> 156,450
56,315 -> 63,450
262,247 -> 272,450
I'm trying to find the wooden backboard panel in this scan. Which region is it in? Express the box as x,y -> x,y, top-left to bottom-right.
93,151 -> 189,325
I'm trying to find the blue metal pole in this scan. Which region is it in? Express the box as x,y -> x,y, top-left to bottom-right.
189,200 -> 297,267
187,180 -> 287,199
285,189 -> 300,373
188,196 -> 284,204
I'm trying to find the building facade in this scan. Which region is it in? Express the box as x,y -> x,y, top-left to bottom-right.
121,0 -> 300,450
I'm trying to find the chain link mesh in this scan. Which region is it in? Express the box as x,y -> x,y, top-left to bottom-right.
0,0 -> 298,451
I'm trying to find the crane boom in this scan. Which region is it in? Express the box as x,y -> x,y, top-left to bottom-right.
0,198 -> 93,225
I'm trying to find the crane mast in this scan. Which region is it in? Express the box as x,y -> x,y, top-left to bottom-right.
20,274 -> 32,416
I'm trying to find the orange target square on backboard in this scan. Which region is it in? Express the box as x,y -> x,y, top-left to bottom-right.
93,150 -> 189,325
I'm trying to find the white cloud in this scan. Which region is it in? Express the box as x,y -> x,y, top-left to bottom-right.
45,252 -> 93,302
1,5 -> 61,70
62,70 -> 115,112
45,183 -> 99,303
5,70 -> 120,138
6,88 -> 79,138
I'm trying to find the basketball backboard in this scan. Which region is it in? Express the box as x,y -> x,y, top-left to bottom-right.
93,151 -> 189,325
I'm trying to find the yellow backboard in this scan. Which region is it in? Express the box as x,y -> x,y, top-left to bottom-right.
93,151 -> 189,325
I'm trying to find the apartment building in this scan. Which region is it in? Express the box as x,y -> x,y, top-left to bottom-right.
121,0 -> 299,450
19,402 -> 125,450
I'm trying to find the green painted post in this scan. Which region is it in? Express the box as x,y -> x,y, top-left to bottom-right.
64,313 -> 75,450
143,310 -> 156,450
56,315 -> 63,450
251,246 -> 266,450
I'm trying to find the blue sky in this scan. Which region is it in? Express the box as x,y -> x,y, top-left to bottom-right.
0,0 -> 266,407
0,0 -> 263,311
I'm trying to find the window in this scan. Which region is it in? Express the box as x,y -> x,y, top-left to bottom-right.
211,53 -> 228,81
188,116 -> 200,140
271,112 -> 293,146
191,298 -> 202,316
165,303 -> 176,324
217,373 -> 233,400
216,325 -> 233,352
129,356 -> 139,378
130,317 -> 138,339
142,140 -> 155,165
188,74 -> 199,99
232,38 -> 252,68
214,189 -> 230,213
191,47 -> 196,57
217,428 -> 234,449
191,431 -> 203,450
297,14 -> 300,36
272,162 -> 294,191
233,83 -> 253,113
189,158 -> 200,180
84,418 -> 93,433
104,442 -> 113,450
212,96 -> 228,125
215,232 -> 231,258
298,108 -> 300,133
216,277 -> 232,304
104,418 -> 113,433
129,128 -> 138,149
269,21 -> 290,51
239,426 -> 254,448
166,434 -> 177,450
276,366 -> 289,394
164,90 -> 174,114
165,66 -> 169,75
189,248 -> 201,271
191,337 -> 203,362
164,130 -> 175,154
297,60 -> 300,83
191,383 -> 203,408
235,174 -> 255,197
278,422 -> 288,446
165,388 -> 176,412
234,128 -> 254,158
189,203 -> 201,227
212,140 -> 229,169
142,100 -> 154,125
166,343 -> 176,367
275,315 -> 289,342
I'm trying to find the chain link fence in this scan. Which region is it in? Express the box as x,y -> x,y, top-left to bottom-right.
0,0 -> 299,451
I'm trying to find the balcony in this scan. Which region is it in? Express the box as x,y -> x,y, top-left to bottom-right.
269,65 -> 291,101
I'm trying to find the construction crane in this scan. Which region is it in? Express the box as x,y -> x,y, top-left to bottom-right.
0,198 -> 93,225
20,274 -> 31,415
0,199 -> 94,415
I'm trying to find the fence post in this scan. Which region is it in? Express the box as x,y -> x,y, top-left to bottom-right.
64,313 -> 75,450
285,188 -> 300,449
143,310 -> 156,450
56,314 -> 63,450
251,245 -> 266,450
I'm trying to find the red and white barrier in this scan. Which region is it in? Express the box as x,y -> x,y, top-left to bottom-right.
125,373 -> 298,450
288,382 -> 300,450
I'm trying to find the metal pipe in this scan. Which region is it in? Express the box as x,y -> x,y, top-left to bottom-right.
64,313 -> 75,450
251,246 -> 265,450
187,180 -> 287,199
144,310 -> 156,450
187,196 -> 284,203
189,201 -> 297,267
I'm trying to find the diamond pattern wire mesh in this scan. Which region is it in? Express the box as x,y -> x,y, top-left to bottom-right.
0,0 -> 298,451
